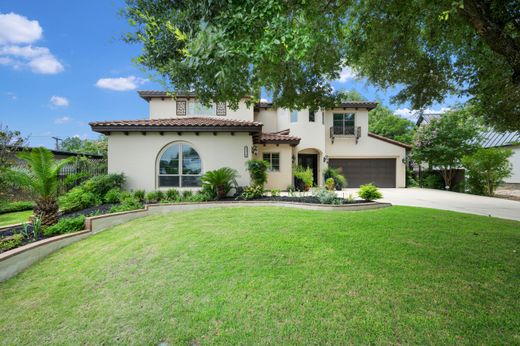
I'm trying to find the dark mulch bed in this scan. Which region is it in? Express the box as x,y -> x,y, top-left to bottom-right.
61,204 -> 116,219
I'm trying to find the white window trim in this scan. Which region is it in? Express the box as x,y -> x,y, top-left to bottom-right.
263,152 -> 280,172
332,112 -> 357,137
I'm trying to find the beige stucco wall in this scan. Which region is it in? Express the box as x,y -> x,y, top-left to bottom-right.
255,144 -> 294,190
149,98 -> 254,122
254,109 -> 278,133
505,145 -> 520,183
108,132 -> 253,191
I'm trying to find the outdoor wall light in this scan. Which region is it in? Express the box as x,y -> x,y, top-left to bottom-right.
244,145 -> 249,158
323,155 -> 329,163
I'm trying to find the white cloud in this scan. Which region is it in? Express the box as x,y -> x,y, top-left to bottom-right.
54,116 -> 71,124
50,96 -> 69,107
337,67 -> 357,82
0,13 -> 63,74
95,76 -> 148,91
0,13 -> 42,44
6,91 -> 16,100
28,54 -> 63,74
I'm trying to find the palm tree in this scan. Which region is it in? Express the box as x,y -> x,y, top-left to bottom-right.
7,147 -> 73,227
201,167 -> 238,199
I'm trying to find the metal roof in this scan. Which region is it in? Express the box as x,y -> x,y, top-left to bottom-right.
477,130 -> 520,148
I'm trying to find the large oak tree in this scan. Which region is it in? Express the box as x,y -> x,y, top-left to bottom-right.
123,0 -> 520,130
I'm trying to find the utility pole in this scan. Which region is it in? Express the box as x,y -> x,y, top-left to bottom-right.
51,136 -> 62,150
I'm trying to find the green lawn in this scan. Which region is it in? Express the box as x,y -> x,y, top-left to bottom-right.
1,206 -> 519,345
0,210 -> 32,227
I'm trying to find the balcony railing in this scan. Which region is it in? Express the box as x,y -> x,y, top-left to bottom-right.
331,125 -> 355,136
330,126 -> 361,144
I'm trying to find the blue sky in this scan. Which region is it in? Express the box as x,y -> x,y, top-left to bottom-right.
0,1 -> 460,149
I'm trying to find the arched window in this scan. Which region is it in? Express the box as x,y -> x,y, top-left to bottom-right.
158,143 -> 202,187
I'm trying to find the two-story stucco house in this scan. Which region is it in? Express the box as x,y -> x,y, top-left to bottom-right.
89,91 -> 411,192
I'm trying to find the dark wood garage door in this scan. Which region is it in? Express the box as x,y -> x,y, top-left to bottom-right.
329,158 -> 396,188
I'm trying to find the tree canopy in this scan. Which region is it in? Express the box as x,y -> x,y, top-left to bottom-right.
412,107 -> 481,188
59,136 -> 108,157
124,0 -> 519,130
368,106 -> 415,144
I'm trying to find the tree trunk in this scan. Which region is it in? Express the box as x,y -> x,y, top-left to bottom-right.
34,196 -> 59,228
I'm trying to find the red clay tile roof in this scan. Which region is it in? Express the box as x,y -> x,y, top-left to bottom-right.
368,132 -> 412,149
255,129 -> 301,145
90,117 -> 262,133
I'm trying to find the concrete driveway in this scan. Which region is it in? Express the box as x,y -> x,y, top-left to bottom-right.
339,188 -> 520,221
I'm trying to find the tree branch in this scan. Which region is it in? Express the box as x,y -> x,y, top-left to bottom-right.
459,0 -> 520,83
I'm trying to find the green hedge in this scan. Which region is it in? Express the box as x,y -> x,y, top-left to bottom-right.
0,201 -> 35,215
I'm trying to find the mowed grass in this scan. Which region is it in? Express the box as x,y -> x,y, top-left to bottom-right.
0,210 -> 32,227
1,206 -> 519,345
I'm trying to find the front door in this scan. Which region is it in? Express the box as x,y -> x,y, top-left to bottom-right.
298,154 -> 318,186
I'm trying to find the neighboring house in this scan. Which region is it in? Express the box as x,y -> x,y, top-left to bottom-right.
478,130 -> 520,186
89,91 -> 410,191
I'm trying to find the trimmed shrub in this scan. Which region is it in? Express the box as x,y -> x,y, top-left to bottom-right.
358,183 -> 383,201
312,188 -> 339,204
325,178 -> 336,191
43,215 -> 86,237
182,190 -> 193,199
246,159 -> 270,186
323,167 -> 347,190
294,165 -> 313,191
59,187 -> 101,213
270,189 -> 280,197
164,188 -> 180,201
145,191 -> 160,204
241,185 -> 264,200
133,189 -> 145,202
110,195 -> 143,213
104,188 -> 122,204
0,201 -> 34,214
82,174 -> 125,197
0,234 -> 24,252
188,191 -> 213,202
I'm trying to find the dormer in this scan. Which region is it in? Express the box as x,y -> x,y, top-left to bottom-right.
138,90 -> 255,122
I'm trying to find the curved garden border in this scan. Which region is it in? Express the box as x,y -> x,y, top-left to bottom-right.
0,200 -> 391,282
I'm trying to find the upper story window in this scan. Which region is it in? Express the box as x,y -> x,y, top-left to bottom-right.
263,152 -> 280,171
333,113 -> 356,135
188,101 -> 215,116
290,110 -> 298,123
158,142 -> 202,187
309,110 -> 315,122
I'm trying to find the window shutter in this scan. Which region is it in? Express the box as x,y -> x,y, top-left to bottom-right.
176,100 -> 187,116
216,102 -> 226,116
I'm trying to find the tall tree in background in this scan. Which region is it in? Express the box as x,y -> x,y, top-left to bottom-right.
59,136 -> 108,157
0,124 -> 27,172
369,106 -> 415,144
413,108 -> 481,189
124,0 -> 519,130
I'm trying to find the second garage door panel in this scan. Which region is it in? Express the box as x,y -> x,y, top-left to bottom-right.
329,158 -> 396,188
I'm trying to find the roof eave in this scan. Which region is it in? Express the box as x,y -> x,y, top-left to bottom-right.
90,125 -> 262,134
